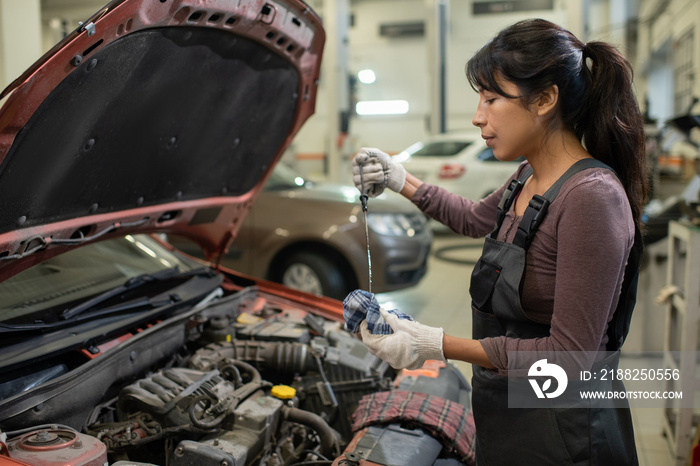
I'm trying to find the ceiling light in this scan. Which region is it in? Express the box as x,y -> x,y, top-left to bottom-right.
356,100 -> 409,115
358,69 -> 376,84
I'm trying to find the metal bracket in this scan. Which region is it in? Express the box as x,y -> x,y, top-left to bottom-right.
83,22 -> 96,36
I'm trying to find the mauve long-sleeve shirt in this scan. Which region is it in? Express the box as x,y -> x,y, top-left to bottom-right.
410,162 -> 635,371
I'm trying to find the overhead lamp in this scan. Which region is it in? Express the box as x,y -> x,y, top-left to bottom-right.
358,69 -> 376,84
356,100 -> 409,116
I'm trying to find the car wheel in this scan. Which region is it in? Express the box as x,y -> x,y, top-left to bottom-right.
278,251 -> 348,299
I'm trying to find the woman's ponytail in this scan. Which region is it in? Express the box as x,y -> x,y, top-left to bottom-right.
578,41 -> 648,221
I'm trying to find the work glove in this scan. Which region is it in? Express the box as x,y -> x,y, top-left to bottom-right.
352,147 -> 406,197
360,307 -> 445,370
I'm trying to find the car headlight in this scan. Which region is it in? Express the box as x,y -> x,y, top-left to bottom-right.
367,213 -> 417,237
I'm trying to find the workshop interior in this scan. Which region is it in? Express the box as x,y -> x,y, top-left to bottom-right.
0,0 -> 699,465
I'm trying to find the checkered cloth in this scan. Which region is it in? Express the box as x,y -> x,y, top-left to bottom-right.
351,390 -> 476,464
343,289 -> 414,334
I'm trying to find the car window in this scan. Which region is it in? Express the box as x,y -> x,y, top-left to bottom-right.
410,141 -> 474,157
476,147 -> 526,163
0,235 -> 201,323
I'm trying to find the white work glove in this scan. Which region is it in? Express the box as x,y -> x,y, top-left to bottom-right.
352,147 -> 406,197
360,308 -> 445,370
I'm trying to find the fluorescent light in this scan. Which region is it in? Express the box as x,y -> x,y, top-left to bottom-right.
358,69 -> 376,84
356,100 -> 409,115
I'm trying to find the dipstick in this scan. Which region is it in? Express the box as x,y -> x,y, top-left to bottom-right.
358,166 -> 372,294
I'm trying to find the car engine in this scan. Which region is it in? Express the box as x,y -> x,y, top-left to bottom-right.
0,286 -> 472,466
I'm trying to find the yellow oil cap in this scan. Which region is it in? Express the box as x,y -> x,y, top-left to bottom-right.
271,385 -> 297,400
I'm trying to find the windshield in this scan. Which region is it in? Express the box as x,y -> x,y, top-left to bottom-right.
0,235 -> 202,323
404,140 -> 475,157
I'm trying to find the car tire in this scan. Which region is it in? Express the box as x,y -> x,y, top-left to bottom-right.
277,251 -> 349,299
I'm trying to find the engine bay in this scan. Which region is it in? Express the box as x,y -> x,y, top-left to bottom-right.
0,285 -> 472,466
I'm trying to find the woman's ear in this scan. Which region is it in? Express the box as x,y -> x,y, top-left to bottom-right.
535,84 -> 559,117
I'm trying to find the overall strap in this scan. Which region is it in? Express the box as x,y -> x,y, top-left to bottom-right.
607,223 -> 642,351
513,158 -> 612,249
492,165 -> 533,237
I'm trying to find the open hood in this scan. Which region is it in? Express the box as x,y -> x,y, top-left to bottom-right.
0,0 -> 324,281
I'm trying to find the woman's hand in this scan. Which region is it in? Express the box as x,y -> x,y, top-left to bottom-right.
360,308 -> 444,370
352,147 -> 406,197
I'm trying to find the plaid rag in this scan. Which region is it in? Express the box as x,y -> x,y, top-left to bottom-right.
342,289 -> 414,334
350,390 -> 476,465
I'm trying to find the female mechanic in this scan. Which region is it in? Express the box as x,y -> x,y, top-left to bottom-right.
348,18 -> 647,465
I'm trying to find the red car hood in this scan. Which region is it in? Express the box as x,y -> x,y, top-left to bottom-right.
0,0 -> 324,282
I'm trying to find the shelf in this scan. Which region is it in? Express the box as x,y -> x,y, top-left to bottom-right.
663,221 -> 700,465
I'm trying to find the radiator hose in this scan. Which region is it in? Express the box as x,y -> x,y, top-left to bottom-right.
281,406 -> 340,458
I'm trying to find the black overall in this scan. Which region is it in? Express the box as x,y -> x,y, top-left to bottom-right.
469,159 -> 642,466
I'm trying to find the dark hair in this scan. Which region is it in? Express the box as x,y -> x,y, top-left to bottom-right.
466,19 -> 648,222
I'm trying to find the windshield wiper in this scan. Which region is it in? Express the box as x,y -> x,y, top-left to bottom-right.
60,266 -> 215,320
0,295 -> 175,335
0,267 -> 219,337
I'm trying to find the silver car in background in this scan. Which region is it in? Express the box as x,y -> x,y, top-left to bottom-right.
396,132 -> 523,201
174,164 -> 432,299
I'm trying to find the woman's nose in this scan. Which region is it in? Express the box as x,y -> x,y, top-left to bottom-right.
472,109 -> 485,127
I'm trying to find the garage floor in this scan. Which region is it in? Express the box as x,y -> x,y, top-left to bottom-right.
375,230 -> 676,466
